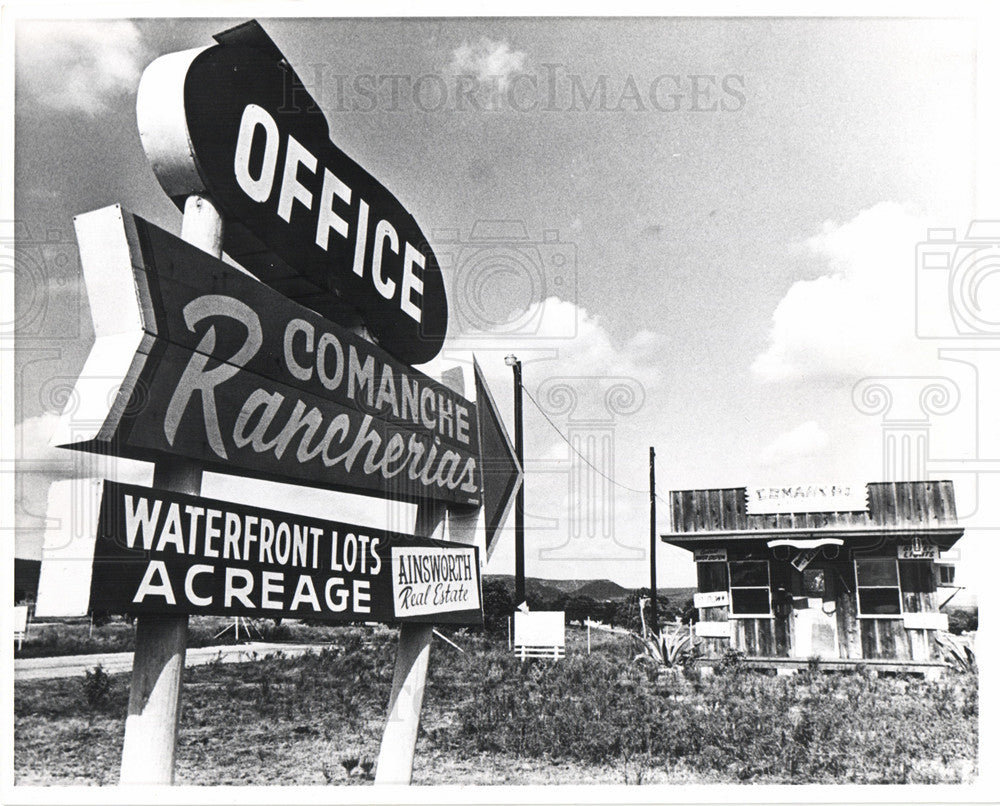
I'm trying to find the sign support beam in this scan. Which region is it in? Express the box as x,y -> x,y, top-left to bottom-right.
649,446 -> 658,635
374,502 -> 444,785
375,366 -> 476,785
119,194 -> 221,785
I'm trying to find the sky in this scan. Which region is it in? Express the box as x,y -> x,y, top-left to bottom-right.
7,13 -> 996,595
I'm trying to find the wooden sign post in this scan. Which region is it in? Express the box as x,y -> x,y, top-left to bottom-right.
120,194 -> 221,785
376,366 -> 477,785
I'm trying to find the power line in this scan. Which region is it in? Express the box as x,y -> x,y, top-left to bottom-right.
520,385 -> 671,505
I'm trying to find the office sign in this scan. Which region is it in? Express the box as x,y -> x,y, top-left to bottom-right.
136,20 -> 446,365
746,483 -> 868,515
54,206 -> 480,506
83,481 -> 481,625
693,548 -> 727,562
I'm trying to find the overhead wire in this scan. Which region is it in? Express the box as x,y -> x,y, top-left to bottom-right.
519,385 -> 671,505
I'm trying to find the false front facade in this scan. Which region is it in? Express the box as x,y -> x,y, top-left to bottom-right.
662,482 -> 963,673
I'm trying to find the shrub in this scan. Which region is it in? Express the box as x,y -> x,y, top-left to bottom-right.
433,639 -> 978,784
81,665 -> 112,710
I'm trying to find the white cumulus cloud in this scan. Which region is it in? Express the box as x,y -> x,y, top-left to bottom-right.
17,20 -> 151,116
449,37 -> 527,92
752,202 -> 938,382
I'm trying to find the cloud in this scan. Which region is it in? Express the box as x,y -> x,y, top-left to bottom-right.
752,202 -> 938,382
759,420 -> 830,466
17,21 -> 151,116
449,37 -> 527,92
438,298 -> 667,570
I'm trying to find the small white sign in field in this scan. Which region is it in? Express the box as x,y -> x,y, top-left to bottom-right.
14,605 -> 29,650
513,611 -> 566,659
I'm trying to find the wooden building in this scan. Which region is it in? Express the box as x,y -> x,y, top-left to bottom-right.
662,481 -> 963,675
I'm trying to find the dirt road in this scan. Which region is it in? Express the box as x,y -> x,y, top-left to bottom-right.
14,642 -> 327,681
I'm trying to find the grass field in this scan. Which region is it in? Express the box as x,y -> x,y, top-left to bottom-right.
14,623 -> 978,786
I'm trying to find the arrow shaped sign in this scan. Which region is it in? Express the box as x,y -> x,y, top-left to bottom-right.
53,205 -> 482,507
473,358 -> 523,560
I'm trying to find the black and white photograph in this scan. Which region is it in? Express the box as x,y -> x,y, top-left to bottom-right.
3,3 -> 995,801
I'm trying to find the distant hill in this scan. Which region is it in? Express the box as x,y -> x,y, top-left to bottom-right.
573,579 -> 630,600
484,574 -> 696,604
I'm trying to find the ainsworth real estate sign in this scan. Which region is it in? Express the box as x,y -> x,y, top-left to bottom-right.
40,481 -> 481,625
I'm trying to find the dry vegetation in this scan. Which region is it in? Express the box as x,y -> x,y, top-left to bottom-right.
14,624 -> 977,786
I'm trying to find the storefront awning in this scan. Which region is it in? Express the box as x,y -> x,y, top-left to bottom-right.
766,537 -> 844,550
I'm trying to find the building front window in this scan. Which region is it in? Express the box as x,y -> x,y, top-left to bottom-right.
855,557 -> 901,616
729,560 -> 771,616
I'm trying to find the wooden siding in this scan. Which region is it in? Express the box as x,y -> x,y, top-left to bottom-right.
734,619 -> 775,656
670,481 -> 958,534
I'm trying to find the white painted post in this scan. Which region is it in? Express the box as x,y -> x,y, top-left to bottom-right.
119,194 -> 222,785
375,366 -> 477,785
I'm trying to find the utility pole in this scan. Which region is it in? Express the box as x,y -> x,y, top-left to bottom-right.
506,354 -> 525,607
649,446 -> 658,636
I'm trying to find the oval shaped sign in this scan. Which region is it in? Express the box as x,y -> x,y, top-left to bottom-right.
136,22 -> 447,365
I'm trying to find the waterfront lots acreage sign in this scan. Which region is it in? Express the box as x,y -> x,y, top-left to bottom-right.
53,205 -> 480,507
136,20 -> 446,365
79,481 -> 481,625
745,483 -> 868,515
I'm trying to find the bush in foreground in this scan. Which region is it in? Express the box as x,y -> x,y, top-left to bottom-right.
431,639 -> 978,784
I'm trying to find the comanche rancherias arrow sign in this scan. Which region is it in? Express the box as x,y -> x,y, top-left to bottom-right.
473,359 -> 523,560
52,205 -> 481,507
